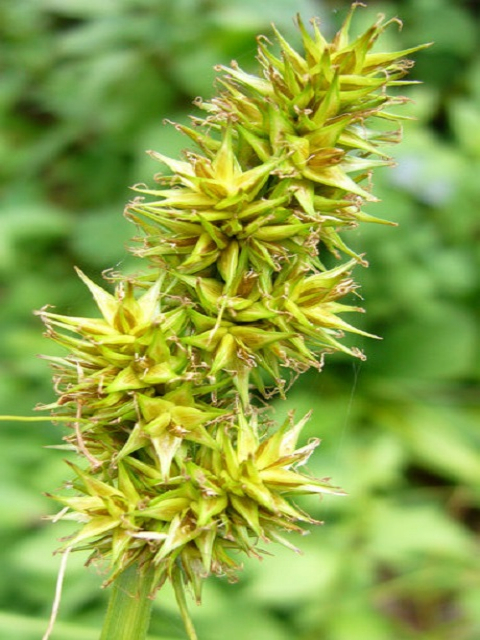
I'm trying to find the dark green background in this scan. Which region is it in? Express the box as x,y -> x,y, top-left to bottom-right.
1,1 -> 479,638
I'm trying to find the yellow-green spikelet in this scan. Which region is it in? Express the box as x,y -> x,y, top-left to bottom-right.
39,6 -> 428,636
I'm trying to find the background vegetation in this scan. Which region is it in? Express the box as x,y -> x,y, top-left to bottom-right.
0,0 -> 479,638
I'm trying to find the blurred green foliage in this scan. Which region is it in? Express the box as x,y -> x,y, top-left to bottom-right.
0,0 -> 479,638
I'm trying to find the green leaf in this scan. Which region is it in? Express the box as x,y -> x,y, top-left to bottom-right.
377,306 -> 477,380
0,611 -> 177,640
368,501 -> 476,564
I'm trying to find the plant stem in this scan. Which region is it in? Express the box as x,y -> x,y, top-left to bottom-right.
99,563 -> 155,640
172,571 -> 198,640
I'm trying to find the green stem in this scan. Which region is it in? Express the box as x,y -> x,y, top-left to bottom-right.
172,571 -> 198,640
99,563 -> 155,640
0,415 -> 85,422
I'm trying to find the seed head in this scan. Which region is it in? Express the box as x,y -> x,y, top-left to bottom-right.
36,6 -> 428,634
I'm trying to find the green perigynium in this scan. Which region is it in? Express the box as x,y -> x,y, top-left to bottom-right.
36,6 -> 428,638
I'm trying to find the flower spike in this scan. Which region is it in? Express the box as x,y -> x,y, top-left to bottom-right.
33,7 -> 428,639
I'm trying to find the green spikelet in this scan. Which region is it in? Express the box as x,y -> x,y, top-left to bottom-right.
35,6 -> 428,639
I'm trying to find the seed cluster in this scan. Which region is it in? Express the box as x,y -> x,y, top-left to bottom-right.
38,5 -> 425,618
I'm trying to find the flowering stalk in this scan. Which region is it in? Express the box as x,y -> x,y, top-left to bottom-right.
99,562 -> 156,640
29,6 -> 427,639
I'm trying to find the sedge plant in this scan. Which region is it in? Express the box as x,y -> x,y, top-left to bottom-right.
4,5 -> 429,640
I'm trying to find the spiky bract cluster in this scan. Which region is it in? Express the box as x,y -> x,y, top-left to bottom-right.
127,8 -> 426,400
39,273 -> 341,599
38,4 -> 425,621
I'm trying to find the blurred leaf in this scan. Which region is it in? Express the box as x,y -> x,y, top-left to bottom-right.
449,98 -> 480,158
376,305 -> 477,380
368,501 -> 476,564
37,0 -> 121,17
384,403 -> 480,486
247,544 -> 335,607
326,604 -> 393,640
0,482 -> 45,531
0,203 -> 69,272
405,0 -> 477,57
0,611 -> 176,640
390,128 -> 464,206
70,207 -> 134,269
212,0 -> 320,31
